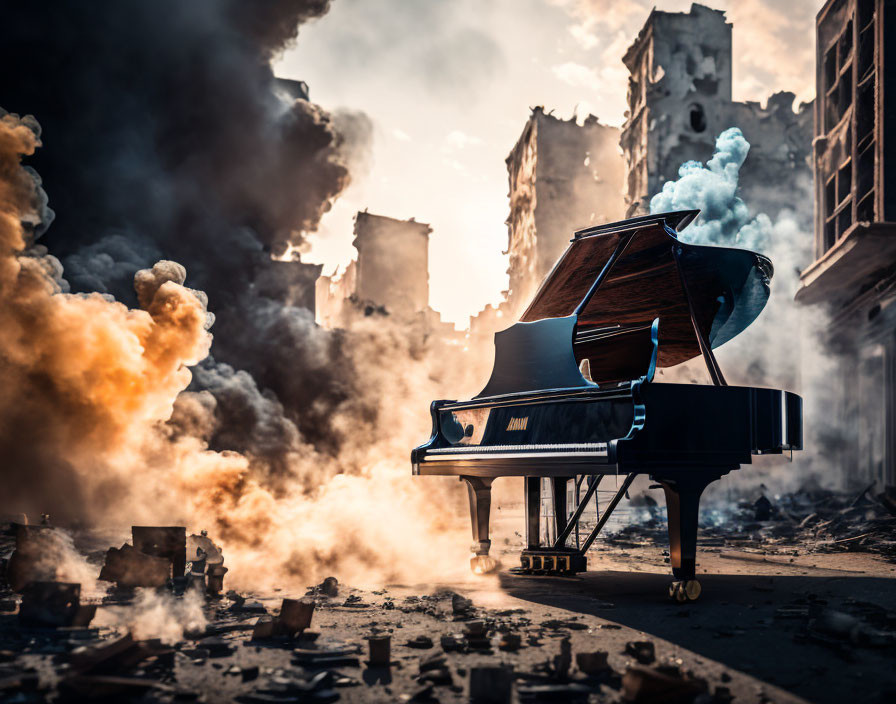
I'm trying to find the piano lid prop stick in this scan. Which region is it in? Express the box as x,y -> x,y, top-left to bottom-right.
671,243 -> 728,387
573,230 -> 638,317
580,473 -> 637,553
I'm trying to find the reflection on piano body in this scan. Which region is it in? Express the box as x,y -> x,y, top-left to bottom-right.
411,210 -> 802,601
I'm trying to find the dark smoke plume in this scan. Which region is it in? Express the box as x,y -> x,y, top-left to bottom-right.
0,0 -> 369,466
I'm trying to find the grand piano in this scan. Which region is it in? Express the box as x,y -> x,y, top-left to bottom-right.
411,210 -> 802,602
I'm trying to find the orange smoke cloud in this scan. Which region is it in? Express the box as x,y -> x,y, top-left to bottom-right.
0,111 -> 472,589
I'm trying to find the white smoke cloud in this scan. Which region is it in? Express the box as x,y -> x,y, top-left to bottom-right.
94,588 -> 207,644
650,127 -> 765,249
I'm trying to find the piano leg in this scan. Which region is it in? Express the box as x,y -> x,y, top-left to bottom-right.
657,472 -> 719,602
552,477 -> 571,541
525,476 -> 541,549
461,476 -> 497,575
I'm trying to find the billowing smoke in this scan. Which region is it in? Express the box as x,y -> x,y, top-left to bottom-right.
0,111 -> 472,588
650,127 -> 842,485
95,589 -> 208,644
0,1 -> 374,467
650,127 -> 805,386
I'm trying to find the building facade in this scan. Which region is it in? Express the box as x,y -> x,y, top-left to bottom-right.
796,0 -> 896,485
620,4 -> 813,219
498,109 -> 625,321
474,3 -> 814,335
316,211 -> 455,338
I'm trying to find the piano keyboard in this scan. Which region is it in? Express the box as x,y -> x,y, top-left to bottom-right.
424,443 -> 608,461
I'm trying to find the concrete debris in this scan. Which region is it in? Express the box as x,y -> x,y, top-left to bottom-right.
19,581 -> 95,628
250,599 -> 315,643
69,634 -> 173,677
517,681 -> 591,702
451,592 -> 474,617
276,598 -> 315,636
2,513 -> 894,702
228,592 -> 267,613
539,618 -> 589,631
753,495 -> 773,521
4,524 -> 54,591
463,619 -> 492,649
469,665 -> 514,704
405,635 -> 433,649
417,653 -> 453,687
99,543 -> 172,588
806,607 -> 896,648
132,526 -> 187,577
366,634 -> 391,667
319,576 -> 339,597
625,640 -> 656,664
552,637 -> 572,679
99,526 -> 227,594
609,485 -> 896,559
575,650 -> 610,675
498,632 -> 522,651
58,673 -> 172,699
440,633 -> 465,652
621,665 -> 708,703
251,616 -> 275,641
197,635 -> 235,657
293,645 -> 361,668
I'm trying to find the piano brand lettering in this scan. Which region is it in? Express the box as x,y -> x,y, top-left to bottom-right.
506,416 -> 528,431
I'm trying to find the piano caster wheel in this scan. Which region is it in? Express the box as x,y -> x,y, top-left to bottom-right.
669,580 -> 701,603
470,555 -> 499,575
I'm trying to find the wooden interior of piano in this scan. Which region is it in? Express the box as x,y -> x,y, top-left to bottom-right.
519,216 -> 772,386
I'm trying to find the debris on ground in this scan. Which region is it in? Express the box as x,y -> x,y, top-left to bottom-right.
99,543 -> 172,588
621,664 -> 708,703
469,665 -> 513,703
1,484 -> 895,703
605,484 -> 896,560
19,581 -> 95,628
624,640 -> 656,665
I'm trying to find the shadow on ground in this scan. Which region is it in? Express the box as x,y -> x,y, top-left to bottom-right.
499,565 -> 896,704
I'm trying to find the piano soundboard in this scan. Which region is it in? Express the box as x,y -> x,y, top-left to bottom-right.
411,210 -> 802,602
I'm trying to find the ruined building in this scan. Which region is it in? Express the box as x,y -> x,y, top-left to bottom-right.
502,109 -> 626,316
796,0 -> 896,485
620,4 -> 813,219
317,211 -> 454,336
474,4 -> 814,334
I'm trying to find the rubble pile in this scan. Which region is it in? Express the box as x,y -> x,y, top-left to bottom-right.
1,526 -> 752,703
2,510 -> 894,702
604,485 -> 896,559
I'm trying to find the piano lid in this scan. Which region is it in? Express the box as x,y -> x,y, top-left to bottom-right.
520,210 -> 772,369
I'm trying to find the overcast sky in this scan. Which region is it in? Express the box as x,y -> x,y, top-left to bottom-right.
276,0 -> 817,327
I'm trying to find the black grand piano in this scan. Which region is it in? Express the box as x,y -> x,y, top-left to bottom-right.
411,210 -> 802,602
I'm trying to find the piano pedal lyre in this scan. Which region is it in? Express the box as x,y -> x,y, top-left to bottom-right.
518,549 -> 585,576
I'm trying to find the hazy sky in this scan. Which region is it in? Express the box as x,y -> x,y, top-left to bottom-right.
276,0 -> 817,326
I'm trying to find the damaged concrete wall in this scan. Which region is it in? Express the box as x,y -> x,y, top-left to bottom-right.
315,211 -> 459,341
621,4 -> 733,215
504,108 -> 625,318
316,211 -> 430,326
353,212 -> 431,317
621,4 -> 813,221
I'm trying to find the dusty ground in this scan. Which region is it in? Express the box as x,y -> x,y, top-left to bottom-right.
2,497 -> 895,703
